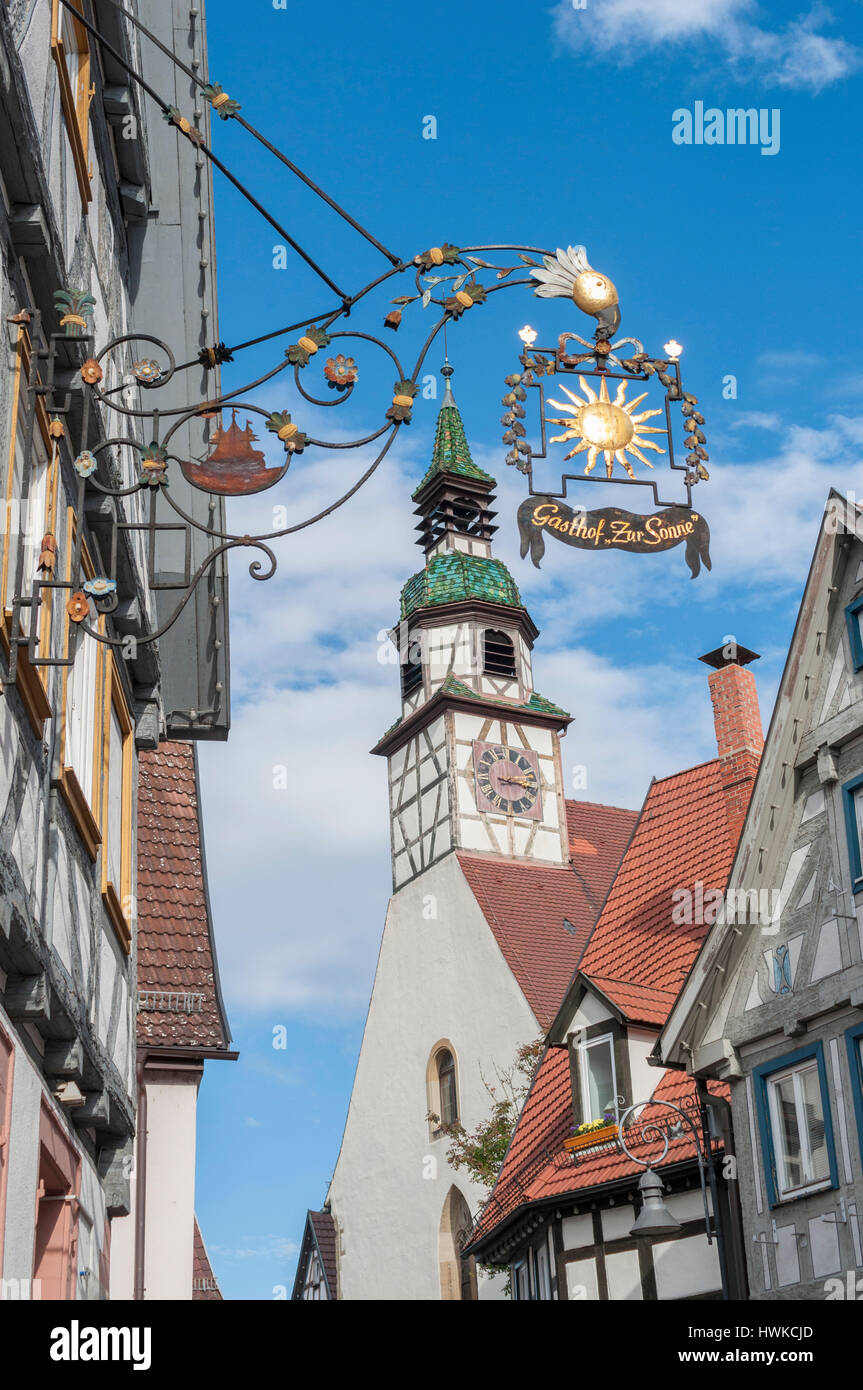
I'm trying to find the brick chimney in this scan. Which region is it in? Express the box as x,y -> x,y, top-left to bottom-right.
699,643 -> 764,846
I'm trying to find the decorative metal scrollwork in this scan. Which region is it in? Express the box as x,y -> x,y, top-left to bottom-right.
5,240 -> 707,683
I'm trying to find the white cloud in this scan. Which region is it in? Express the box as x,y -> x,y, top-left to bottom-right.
552,0 -> 860,92
727,411 -> 781,431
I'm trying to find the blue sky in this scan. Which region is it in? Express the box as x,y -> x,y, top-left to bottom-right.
188,0 -> 863,1297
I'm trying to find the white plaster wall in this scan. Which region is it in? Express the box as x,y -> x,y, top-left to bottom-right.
142,1075 -> 198,1300
110,1206 -> 135,1301
327,854 -> 541,1300
628,1028 -> 661,1109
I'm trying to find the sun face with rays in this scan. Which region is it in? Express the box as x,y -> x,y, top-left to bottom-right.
545,376 -> 666,479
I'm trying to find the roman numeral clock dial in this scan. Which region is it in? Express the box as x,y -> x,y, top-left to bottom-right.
472,741 -> 543,821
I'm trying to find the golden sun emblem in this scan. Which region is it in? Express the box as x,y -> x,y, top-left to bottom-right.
545,376 -> 666,479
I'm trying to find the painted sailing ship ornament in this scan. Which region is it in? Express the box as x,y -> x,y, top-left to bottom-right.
181,409 -> 290,495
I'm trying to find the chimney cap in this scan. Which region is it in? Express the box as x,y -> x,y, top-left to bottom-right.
699,643 -> 760,670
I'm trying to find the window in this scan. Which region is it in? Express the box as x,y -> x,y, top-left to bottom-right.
400,642 -> 423,697
100,656 -> 134,950
427,1041 -> 460,1137
578,1033 -> 619,1125
534,1244 -> 552,1300
1,330 -> 58,732
483,628 -> 516,678
846,593 -> 863,672
841,773 -> 863,894
513,1259 -> 530,1301
754,1044 -> 838,1206
438,1050 -> 457,1128
51,0 -> 93,204
58,517 -> 103,861
845,1023 -> 863,1160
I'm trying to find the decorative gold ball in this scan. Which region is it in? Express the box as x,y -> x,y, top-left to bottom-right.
429,247 -> 444,265
572,270 -> 618,314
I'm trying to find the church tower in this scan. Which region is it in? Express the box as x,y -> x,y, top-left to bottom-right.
374,364 -> 572,887
299,367 -> 637,1302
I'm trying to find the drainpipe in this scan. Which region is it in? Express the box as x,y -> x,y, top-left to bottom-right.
700,1081 -> 748,1298
133,1052 -> 147,1301
696,1077 -> 734,1300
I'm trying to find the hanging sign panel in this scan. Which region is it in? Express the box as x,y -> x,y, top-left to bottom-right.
517,499 -> 712,579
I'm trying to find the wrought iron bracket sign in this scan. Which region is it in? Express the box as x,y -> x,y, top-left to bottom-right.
3,239 -> 712,691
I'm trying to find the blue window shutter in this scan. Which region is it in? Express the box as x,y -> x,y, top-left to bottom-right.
846,594 -> 863,672
842,774 -> 863,894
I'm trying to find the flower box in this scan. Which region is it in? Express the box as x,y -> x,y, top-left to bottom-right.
564,1123 -> 619,1155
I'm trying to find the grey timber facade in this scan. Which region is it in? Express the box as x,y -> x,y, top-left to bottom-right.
660,492 -> 863,1300
0,0 -> 227,1297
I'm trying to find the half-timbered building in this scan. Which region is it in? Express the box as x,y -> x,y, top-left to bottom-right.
0,0 -> 228,1298
659,492 -> 863,1300
465,651 -> 763,1300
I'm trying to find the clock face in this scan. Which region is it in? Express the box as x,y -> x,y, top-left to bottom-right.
472,741 -> 543,820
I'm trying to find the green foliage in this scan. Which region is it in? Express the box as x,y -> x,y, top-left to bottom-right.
443,1038 -> 543,1191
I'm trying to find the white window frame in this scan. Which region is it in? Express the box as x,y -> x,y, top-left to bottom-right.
766,1059 -> 832,1201
578,1033 -> 619,1126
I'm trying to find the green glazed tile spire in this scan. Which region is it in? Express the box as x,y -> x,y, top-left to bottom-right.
412,363 -> 495,498
400,552 -> 522,619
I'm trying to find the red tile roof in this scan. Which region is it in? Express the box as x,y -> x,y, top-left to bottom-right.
468,1046 -> 728,1249
458,800 -> 638,1028
468,759 -> 739,1250
192,1218 -> 222,1300
136,742 -> 231,1052
292,1210 -> 338,1299
310,1211 -> 338,1297
578,760 -> 735,1024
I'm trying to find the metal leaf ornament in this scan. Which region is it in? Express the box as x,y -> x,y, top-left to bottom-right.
386,380 -> 418,424
201,83 -> 241,119
444,282 -> 486,319
414,244 -> 460,271
267,411 -> 308,453
140,442 -> 168,487
54,287 -> 96,336
286,326 -> 331,367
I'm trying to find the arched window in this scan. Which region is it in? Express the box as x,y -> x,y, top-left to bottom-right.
483,629 -> 516,678
427,1041 -> 460,1136
438,1049 -> 457,1128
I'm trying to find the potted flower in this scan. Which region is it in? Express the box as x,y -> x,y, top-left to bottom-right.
563,1112 -> 620,1154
